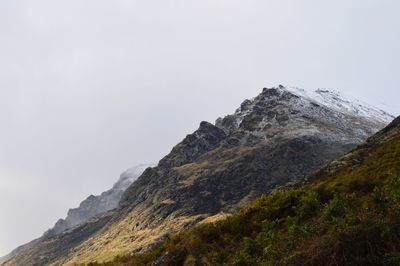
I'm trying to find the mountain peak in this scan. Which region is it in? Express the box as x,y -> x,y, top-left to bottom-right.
216,86 -> 393,142
283,86 -> 394,123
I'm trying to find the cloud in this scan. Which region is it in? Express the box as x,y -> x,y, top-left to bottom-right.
0,0 -> 399,256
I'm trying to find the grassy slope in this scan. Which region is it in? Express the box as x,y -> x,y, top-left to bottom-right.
86,118 -> 400,266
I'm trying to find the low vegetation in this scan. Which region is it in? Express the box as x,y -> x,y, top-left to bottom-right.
86,134 -> 400,265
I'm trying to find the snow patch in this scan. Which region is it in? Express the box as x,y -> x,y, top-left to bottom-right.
284,87 -> 394,123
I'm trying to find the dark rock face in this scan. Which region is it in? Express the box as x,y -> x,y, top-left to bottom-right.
158,121 -> 226,168
120,122 -> 226,210
5,86 -> 393,265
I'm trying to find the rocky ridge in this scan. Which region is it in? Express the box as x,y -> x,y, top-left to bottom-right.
0,164 -> 152,266
149,115 -> 400,266
45,164 -> 153,237
3,86 -> 394,266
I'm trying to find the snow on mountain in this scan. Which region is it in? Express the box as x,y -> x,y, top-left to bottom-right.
215,86 -> 394,146
227,86 -> 393,130
285,86 -> 394,123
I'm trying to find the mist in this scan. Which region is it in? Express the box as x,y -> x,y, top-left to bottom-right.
1,0 -> 399,256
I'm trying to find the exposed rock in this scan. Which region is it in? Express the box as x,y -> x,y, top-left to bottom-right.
1,164 -> 153,265
158,121 -> 226,168
4,86 -> 394,266
44,164 -> 153,237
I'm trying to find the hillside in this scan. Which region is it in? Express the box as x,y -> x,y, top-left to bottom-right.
92,116 -> 400,265
2,86 -> 392,266
0,164 -> 152,266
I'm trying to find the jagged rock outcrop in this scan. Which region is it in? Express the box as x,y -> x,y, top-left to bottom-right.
44,164 -> 153,237
157,121 -> 227,169
3,86 -> 394,266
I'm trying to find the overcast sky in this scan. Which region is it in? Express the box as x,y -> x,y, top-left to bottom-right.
1,0 -> 399,256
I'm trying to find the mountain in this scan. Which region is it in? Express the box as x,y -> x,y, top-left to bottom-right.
116,115 -> 400,266
0,240 -> 39,266
3,86 -> 393,266
0,164 -> 152,266
45,164 -> 154,237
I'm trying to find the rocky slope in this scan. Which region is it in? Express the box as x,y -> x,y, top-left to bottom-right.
0,164 -> 152,266
0,240 -> 39,266
3,86 -> 393,266
45,164 -> 153,237
130,116 -> 400,266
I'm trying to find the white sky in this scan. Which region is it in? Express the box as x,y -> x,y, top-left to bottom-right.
1,0 -> 399,256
